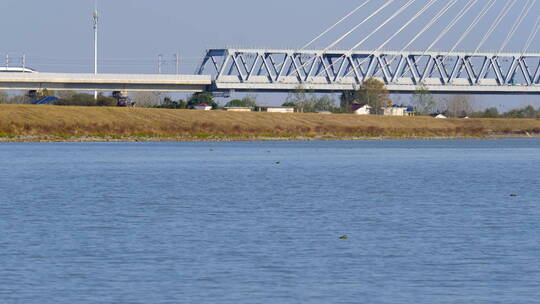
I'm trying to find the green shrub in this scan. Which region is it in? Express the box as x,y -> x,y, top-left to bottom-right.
55,93 -> 117,107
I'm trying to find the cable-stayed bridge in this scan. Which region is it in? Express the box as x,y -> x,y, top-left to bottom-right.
2,0 -> 540,95
197,0 -> 540,94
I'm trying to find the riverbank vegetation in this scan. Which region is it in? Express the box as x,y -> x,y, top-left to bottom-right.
1,104 -> 540,141
2,77 -> 540,122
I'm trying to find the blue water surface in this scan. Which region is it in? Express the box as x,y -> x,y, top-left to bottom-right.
1,139 -> 540,304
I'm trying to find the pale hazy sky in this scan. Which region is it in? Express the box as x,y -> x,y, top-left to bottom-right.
1,0 -> 540,107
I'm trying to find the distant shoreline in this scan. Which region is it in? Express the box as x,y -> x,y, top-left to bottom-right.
1,104 -> 540,142
2,134 -> 540,143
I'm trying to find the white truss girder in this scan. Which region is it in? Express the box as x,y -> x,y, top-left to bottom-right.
197,48 -> 540,94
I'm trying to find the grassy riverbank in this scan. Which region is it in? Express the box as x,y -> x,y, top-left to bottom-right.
1,104 -> 540,142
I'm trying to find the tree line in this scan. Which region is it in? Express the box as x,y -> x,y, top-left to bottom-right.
1,78 -> 540,118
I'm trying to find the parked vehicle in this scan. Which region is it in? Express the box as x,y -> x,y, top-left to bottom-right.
117,97 -> 133,107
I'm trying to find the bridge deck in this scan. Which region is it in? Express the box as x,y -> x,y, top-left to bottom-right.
212,76 -> 540,94
0,73 -> 211,92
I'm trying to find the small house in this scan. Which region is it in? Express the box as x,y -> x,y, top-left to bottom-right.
405,106 -> 416,116
351,104 -> 372,115
380,105 -> 408,116
194,104 -> 212,111
225,107 -> 252,112
254,106 -> 295,113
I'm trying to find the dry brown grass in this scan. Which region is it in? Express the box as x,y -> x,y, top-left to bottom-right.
1,104 -> 540,141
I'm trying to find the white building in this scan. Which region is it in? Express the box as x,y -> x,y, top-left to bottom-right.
381,106 -> 408,116
255,106 -> 295,113
224,107 -> 252,112
194,104 -> 212,111
351,104 -> 372,115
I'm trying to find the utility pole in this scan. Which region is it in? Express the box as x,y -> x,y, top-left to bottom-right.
175,52 -> 179,75
158,54 -> 163,74
93,6 -> 99,99
22,54 -> 26,72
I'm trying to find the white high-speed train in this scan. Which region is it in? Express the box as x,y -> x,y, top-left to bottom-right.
0,67 -> 37,73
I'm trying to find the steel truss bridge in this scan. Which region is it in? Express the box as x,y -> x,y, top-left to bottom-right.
198,48 -> 540,94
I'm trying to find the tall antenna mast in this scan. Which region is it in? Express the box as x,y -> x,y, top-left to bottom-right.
93,3 -> 99,99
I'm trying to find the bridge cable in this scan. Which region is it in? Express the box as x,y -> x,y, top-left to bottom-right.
431,0 -> 498,79
349,0 -> 419,51
400,0 -> 460,51
376,0 -> 440,51
301,0 -> 373,50
447,0 -> 497,55
523,13 -> 540,53
325,0 -> 397,50
377,0 -> 461,78
320,0 -> 422,78
284,0 -> 396,78
374,0 -> 466,79
344,0 -> 443,77
474,0 -> 519,54
384,0 -> 476,79
426,0 -> 479,51
499,0 -> 536,53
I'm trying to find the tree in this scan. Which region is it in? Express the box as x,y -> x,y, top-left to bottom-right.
55,93 -> 95,106
285,86 -> 337,112
359,78 -> 392,109
187,92 -> 217,109
521,105 -> 537,118
162,96 -> 174,106
56,91 -> 76,100
226,95 -> 257,108
282,101 -> 297,107
132,92 -> 161,107
8,94 -> 32,104
285,86 -> 309,111
340,90 -> 356,112
156,97 -> 188,109
311,95 -> 337,112
159,96 -> 178,108
445,95 -> 474,117
482,107 -> 500,118
410,84 -> 436,115
36,89 -> 55,99
0,91 -> 8,104
178,100 -> 188,109
55,93 -> 117,106
96,95 -> 118,107
343,78 -> 392,113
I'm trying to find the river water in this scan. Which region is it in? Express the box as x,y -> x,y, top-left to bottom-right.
1,139 -> 540,304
